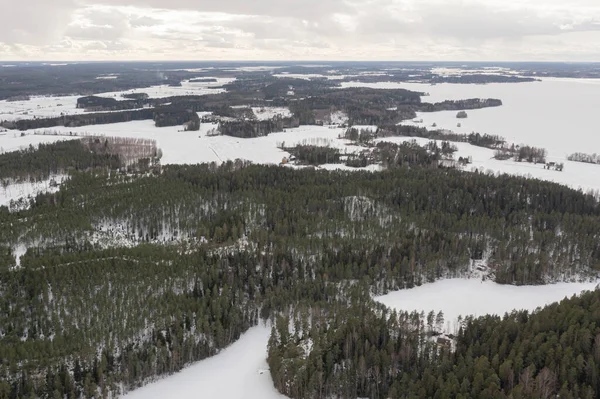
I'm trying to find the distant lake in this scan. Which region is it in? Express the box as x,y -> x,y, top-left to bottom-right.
341,78 -> 600,157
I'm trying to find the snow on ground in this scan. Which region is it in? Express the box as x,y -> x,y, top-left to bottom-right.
12,243 -> 28,268
342,78 -> 600,158
431,67 -> 521,77
374,136 -> 600,193
0,174 -> 68,210
17,122 -> 364,167
376,278 -> 599,333
96,75 -> 119,80
234,66 -> 284,72
0,132 -> 67,153
329,110 -> 348,125
350,125 -> 378,132
272,73 -> 346,80
0,78 -> 234,122
251,107 -> 292,121
123,324 -> 288,399
94,77 -> 235,100
0,95 -> 83,121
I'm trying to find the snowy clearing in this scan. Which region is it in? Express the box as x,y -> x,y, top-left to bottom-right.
12,123 -> 365,167
0,132 -> 68,153
376,278 -> 599,334
0,175 -> 68,211
251,107 -> 292,120
123,324 -> 288,399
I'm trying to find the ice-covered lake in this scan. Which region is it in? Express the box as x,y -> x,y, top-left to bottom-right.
342,78 -> 600,157
376,278 -> 599,333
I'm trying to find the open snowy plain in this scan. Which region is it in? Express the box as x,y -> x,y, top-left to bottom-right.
123,325 -> 287,399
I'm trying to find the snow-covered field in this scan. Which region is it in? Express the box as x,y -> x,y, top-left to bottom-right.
123,324 -> 288,399
0,78 -> 233,121
12,123 -> 363,167
376,279 -> 599,333
95,77 -> 235,100
0,131 -> 67,153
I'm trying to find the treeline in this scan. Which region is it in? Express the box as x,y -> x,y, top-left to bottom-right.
568,152 -> 600,165
2,107 -> 200,131
431,74 -> 538,84
0,140 -> 121,181
218,117 -> 299,138
374,124 -> 506,150
494,145 -> 548,164
154,106 -> 200,130
76,96 -> 145,111
3,109 -> 154,131
284,145 -> 342,165
374,141 -> 442,169
0,138 -> 160,184
268,288 -> 600,399
417,98 -> 503,112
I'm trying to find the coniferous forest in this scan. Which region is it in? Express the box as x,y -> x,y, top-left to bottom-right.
0,140 -> 599,398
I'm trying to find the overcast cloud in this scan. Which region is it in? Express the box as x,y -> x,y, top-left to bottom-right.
1,0 -> 600,60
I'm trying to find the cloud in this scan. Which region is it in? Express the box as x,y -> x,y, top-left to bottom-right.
0,0 -> 78,45
1,0 -> 600,60
86,0 -> 352,20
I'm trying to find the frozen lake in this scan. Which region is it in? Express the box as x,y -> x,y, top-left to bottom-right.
342,78 -> 600,157
376,278 -> 599,333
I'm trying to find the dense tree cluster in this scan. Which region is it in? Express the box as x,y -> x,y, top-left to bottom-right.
431,74 -> 538,84
494,145 -> 548,164
76,96 -> 144,111
269,288 -> 600,399
416,98 -> 502,112
568,152 -> 600,165
284,145 -> 342,165
218,117 -> 299,138
0,140 -> 121,181
1,159 -> 600,397
378,125 -> 506,150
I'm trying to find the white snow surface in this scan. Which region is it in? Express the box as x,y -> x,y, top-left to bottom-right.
350,125 -> 378,132
0,175 -> 67,210
94,77 -> 235,100
2,77 -> 600,191
123,324 -> 288,399
0,131 -> 67,153
16,123 -> 365,167
342,78 -> 600,157
251,107 -> 292,120
377,278 -> 599,331
0,78 -> 233,121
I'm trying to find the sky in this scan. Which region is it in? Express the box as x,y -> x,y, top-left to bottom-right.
1,0 -> 600,61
